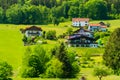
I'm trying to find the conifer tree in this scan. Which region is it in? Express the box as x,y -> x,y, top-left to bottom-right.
103,28 -> 120,74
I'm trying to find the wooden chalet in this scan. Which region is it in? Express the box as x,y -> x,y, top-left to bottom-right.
21,26 -> 42,37
67,27 -> 98,47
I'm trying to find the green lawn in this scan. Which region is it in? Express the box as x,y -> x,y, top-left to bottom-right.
0,19 -> 120,80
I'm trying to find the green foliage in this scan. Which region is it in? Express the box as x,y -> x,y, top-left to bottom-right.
0,7 -> 3,23
68,6 -> 79,19
81,52 -> 91,61
0,62 -> 13,80
6,4 -> 50,24
0,0 -> 120,24
21,45 -> 51,78
46,30 -> 57,40
66,27 -> 73,35
21,67 -> 38,78
52,17 -> 60,26
85,0 -> 108,19
22,35 -> 27,43
103,28 -> 120,75
6,4 -> 23,24
94,65 -> 111,80
51,42 -> 80,78
44,57 -> 63,78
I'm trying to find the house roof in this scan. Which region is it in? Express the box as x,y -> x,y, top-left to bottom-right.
72,18 -> 89,22
89,23 -> 101,26
89,23 -> 107,28
24,26 -> 42,31
74,27 -> 92,33
68,34 -> 94,40
101,26 -> 107,28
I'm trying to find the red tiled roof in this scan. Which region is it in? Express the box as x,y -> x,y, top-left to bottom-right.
89,23 -> 101,26
72,18 -> 89,22
90,24 -> 107,28
101,26 -> 107,28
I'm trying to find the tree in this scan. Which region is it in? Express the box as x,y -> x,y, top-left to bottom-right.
111,4 -> 117,14
94,65 -> 111,80
0,7 -> 3,23
79,3 -> 87,18
103,28 -> 120,75
22,45 -> 51,78
6,4 -> 23,24
68,6 -> 79,19
0,62 -> 13,80
46,30 -> 57,40
85,0 -> 108,19
52,17 -> 60,26
52,42 -> 80,78
45,57 -> 63,78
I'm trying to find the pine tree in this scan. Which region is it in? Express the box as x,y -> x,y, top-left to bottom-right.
103,28 -> 120,75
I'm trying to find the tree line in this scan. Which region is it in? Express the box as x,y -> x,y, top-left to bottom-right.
0,0 -> 120,24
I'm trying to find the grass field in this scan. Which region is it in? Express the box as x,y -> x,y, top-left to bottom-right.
0,19 -> 120,80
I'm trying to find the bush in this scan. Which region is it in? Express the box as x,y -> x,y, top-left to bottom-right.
66,28 -> 73,35
21,67 -> 38,78
94,65 -> 111,80
21,45 -> 51,78
0,62 -> 13,80
59,17 -> 65,22
44,57 -> 63,78
46,30 -> 57,40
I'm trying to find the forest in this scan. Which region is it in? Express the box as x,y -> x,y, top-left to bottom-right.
0,0 -> 120,24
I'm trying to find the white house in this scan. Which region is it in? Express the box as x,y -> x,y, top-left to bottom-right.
88,23 -> 107,32
22,26 -> 42,37
72,18 -> 89,27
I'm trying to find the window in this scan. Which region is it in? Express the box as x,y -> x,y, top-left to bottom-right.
76,44 -> 79,47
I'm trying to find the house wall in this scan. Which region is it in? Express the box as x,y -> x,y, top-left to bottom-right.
90,44 -> 98,48
68,43 -> 98,47
88,26 -> 107,32
25,30 -> 42,37
77,30 -> 93,38
100,28 -> 107,32
68,38 -> 98,48
72,21 -> 89,27
88,26 -> 100,32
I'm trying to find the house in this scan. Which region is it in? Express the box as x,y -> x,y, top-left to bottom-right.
74,27 -> 93,38
88,23 -> 107,32
67,34 -> 98,47
72,18 -> 89,27
67,27 -> 98,47
21,26 -> 42,37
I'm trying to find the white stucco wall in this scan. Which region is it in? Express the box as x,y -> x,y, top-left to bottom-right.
72,21 -> 89,27
88,26 -> 100,32
25,30 -> 42,37
100,28 -> 107,32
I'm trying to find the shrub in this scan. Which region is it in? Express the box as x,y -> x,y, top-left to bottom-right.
44,57 -> 63,78
46,30 -> 57,40
0,62 -> 13,80
94,65 -> 111,80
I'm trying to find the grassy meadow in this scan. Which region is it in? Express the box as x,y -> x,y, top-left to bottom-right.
0,19 -> 120,80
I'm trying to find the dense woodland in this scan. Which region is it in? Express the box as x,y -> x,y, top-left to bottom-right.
0,0 -> 120,24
